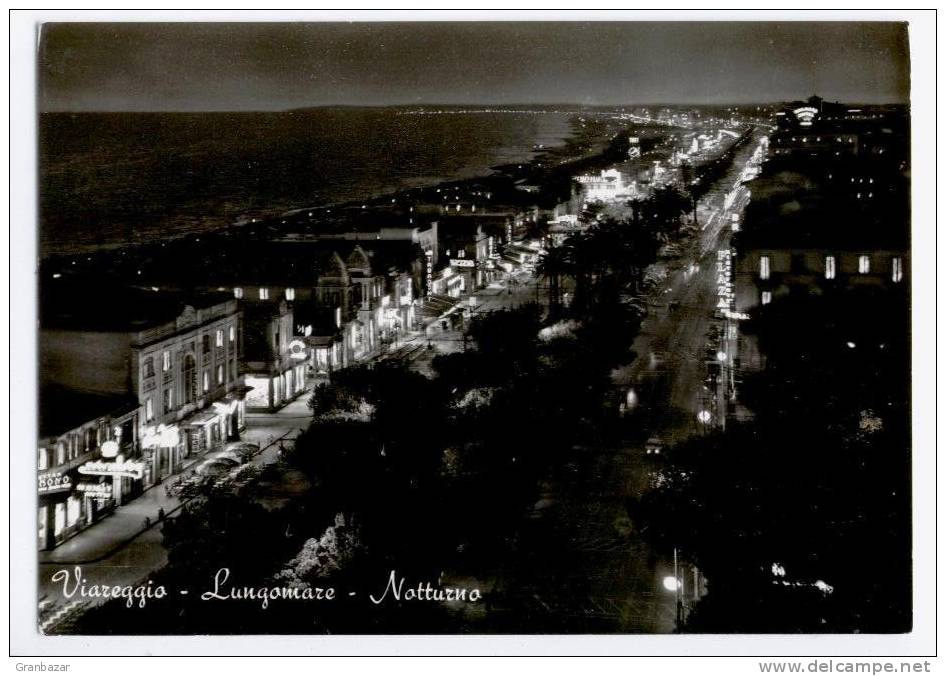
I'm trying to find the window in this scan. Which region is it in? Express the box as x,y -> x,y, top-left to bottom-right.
825,255 -> 836,280
892,257 -> 903,283
215,329 -> 224,347
143,357 -> 155,378
145,397 -> 154,422
203,371 -> 210,393
233,287 -> 244,299
182,354 -> 197,404
57,443 -> 66,466
761,291 -> 772,306
259,287 -> 269,300
202,335 -> 211,353
37,449 -> 48,471
858,255 -> 871,274
285,287 -> 295,301
67,496 -> 81,527
217,364 -> 224,385
162,351 -> 171,372
229,325 -> 235,343
759,255 -> 770,280
163,388 -> 173,414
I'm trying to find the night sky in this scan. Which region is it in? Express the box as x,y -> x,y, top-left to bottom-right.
39,22 -> 910,112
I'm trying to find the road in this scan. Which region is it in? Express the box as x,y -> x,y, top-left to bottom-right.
490,129 -> 767,633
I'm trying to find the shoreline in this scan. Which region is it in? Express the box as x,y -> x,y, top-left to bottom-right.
40,112 -> 646,267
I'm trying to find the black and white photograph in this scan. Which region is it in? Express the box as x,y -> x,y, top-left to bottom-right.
8,8 -> 937,662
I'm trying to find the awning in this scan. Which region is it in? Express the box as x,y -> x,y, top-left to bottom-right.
182,411 -> 219,428
421,294 -> 460,318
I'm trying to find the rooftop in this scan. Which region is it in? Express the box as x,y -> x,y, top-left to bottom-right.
40,281 -> 233,332
39,385 -> 139,439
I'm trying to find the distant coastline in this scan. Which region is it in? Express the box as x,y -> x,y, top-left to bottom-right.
39,108 -> 581,257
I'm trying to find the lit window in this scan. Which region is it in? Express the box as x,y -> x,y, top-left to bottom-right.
825,256 -> 836,280
38,449 -> 48,471
858,255 -> 871,274
162,351 -> 171,372
163,388 -> 173,414
285,287 -> 295,301
259,288 -> 269,300
216,329 -> 224,347
203,371 -> 210,393
229,325 -> 235,343
761,291 -> 772,305
67,496 -> 81,527
234,287 -> 244,299
145,398 -> 154,421
57,443 -> 66,465
759,256 -> 770,280
217,364 -> 224,384
892,257 -> 903,283
54,504 -> 65,537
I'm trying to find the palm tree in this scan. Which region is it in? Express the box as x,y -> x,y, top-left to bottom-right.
535,244 -> 572,315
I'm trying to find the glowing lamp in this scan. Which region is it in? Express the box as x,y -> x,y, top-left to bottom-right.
100,440 -> 119,459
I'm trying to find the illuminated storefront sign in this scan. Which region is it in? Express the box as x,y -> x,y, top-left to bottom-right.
76,482 -> 114,499
78,457 -> 146,479
425,250 -> 433,296
449,259 -> 475,268
288,339 -> 308,360
38,472 -> 72,494
792,106 -> 818,127
141,424 -> 180,450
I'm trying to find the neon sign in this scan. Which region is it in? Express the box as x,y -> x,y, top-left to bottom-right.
288,339 -> 308,361
792,106 -> 818,127
38,472 -> 72,494
78,456 -> 146,479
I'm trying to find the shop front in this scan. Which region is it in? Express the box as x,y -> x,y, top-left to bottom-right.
140,423 -> 181,481
37,470 -> 80,551
244,364 -> 307,412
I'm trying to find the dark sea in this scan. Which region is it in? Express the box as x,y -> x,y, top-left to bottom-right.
39,108 -> 574,256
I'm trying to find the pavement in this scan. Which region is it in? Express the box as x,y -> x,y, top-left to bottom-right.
37,394 -> 312,632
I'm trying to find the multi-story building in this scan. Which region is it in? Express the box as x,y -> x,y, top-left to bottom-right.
731,99 -> 909,376
242,300 -> 307,412
37,387 -> 139,550
40,284 -> 246,484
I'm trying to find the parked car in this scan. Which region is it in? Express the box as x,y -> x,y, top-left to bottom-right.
207,449 -> 245,464
224,441 -> 259,461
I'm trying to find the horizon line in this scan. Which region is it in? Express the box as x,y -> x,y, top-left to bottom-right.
40,99 -> 910,115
